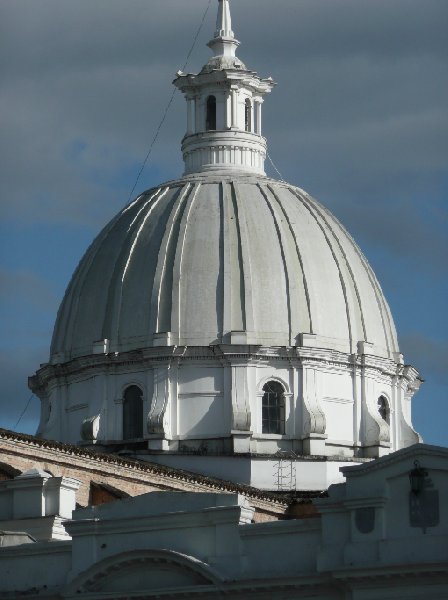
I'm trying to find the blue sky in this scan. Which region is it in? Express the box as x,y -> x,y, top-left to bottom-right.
0,0 -> 447,445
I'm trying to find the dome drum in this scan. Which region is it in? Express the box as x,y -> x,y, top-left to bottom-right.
31,338 -> 421,490
182,131 -> 267,175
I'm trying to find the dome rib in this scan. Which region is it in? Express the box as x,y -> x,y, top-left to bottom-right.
172,183 -> 202,342
298,190 -> 367,352
105,187 -> 169,348
308,199 -> 368,344
222,181 -> 245,334
277,184 -> 350,347
125,188 -> 162,236
267,183 -> 313,337
292,188 -> 354,352
217,184 -> 225,338
151,183 -> 191,336
316,198 -> 398,356
360,252 -> 398,354
50,175 -> 400,361
100,196 -> 153,347
221,182 -> 231,335
51,205 -> 133,358
232,182 -> 255,335
121,188 -> 169,284
258,183 -> 293,345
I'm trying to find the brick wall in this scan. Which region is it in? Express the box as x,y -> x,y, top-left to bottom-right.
0,430 -> 291,520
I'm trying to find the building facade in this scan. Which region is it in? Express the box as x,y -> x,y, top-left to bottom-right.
1,2 -> 445,598
1,444 -> 447,598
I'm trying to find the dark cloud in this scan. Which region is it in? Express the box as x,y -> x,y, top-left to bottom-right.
0,0 -> 446,439
244,0 -> 448,59
0,349 -> 43,432
0,269 -> 58,311
400,334 -> 448,384
323,195 -> 448,274
1,0 -> 447,229
0,269 -> 54,432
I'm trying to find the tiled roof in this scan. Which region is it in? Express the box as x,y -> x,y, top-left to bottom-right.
0,428 -> 319,506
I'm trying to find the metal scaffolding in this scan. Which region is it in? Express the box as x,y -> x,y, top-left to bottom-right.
273,450 -> 298,491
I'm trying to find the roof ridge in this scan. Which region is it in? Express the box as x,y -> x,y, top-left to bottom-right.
0,428 -> 294,505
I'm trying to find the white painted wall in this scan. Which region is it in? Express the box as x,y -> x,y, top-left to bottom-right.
1,445 -> 447,598
37,342 -> 421,493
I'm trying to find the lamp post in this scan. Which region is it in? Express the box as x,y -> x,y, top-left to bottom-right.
409,460 -> 427,495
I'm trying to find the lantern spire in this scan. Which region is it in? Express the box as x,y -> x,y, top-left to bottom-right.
215,0 -> 234,38
174,0 -> 275,175
207,0 -> 239,60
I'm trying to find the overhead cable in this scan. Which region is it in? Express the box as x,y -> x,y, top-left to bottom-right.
267,151 -> 286,183
127,0 -> 213,204
14,393 -> 35,430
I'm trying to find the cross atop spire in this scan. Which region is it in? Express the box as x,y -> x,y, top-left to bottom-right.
208,0 -> 240,60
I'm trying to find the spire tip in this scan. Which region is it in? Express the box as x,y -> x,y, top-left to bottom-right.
215,0 -> 234,39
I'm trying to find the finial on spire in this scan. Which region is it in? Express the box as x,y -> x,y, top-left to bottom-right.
215,0 -> 234,39
208,0 -> 239,59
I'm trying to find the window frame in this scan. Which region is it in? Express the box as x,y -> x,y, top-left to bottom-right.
261,380 -> 286,435
122,385 -> 144,440
206,95 -> 217,131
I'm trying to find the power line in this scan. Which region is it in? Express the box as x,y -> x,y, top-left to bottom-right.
267,151 -> 286,183
180,0 -> 213,74
14,393 -> 35,430
127,0 -> 213,204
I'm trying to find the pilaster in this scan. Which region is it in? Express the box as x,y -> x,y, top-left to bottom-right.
301,362 -> 327,455
186,96 -> 195,135
147,365 -> 171,441
230,363 -> 252,453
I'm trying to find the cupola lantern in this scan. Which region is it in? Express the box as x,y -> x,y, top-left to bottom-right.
174,0 -> 275,175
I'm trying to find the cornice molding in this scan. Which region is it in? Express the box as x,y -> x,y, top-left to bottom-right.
340,443 -> 448,477
30,344 -> 406,392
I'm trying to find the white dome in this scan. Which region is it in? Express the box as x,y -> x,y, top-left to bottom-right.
52,172 -> 398,362
31,1 -> 422,487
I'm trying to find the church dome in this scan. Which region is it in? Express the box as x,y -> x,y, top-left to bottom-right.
51,171 -> 398,362
32,0 -> 421,481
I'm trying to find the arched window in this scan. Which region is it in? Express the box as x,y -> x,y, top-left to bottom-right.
262,381 -> 285,434
123,385 -> 143,439
245,98 -> 252,132
206,95 -> 216,131
378,395 -> 389,424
